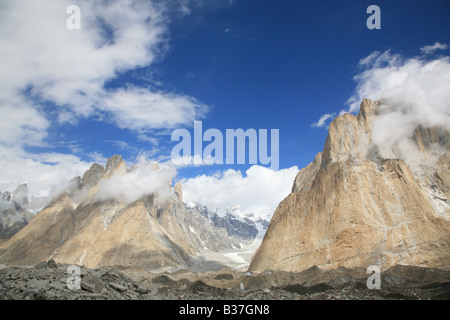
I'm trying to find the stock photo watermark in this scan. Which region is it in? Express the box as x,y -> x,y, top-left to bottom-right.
66,5 -> 81,30
366,265 -> 381,290
64,4 -> 380,31
171,121 -> 280,170
366,5 -> 381,30
66,265 -> 81,290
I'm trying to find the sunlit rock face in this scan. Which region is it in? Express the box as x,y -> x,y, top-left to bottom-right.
250,99 -> 450,272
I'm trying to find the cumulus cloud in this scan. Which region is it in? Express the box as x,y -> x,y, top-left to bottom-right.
95,158 -> 177,204
347,50 -> 450,119
101,87 -> 209,131
168,154 -> 216,167
29,177 -> 85,211
0,145 -> 91,210
0,97 -> 50,148
182,165 -> 299,219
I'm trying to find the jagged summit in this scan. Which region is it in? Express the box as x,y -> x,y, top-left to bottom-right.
81,163 -> 104,189
320,99 -> 379,169
249,99 -> 450,272
105,154 -> 125,171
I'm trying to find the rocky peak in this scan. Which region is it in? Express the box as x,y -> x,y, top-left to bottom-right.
291,152 -> 321,194
103,155 -> 127,178
105,155 -> 126,171
81,163 -> 105,189
249,98 -> 450,273
320,99 -> 381,170
1,191 -> 11,202
12,183 -> 29,209
357,98 -> 378,126
174,181 -> 182,202
320,113 -> 359,169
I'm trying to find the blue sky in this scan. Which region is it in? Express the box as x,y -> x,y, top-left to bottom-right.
52,0 -> 450,172
1,0 -> 449,214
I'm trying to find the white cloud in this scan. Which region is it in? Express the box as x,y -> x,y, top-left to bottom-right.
0,0 -> 209,135
95,158 -> 177,204
87,152 -> 108,166
347,50 -> 450,128
365,70 -> 450,166
0,96 -> 50,147
168,154 -> 216,167
311,113 -> 334,128
101,87 -> 209,131
420,42 -> 449,55
0,145 -> 91,210
347,50 -> 450,118
0,0 -> 209,208
182,165 -> 299,219
106,140 -> 139,154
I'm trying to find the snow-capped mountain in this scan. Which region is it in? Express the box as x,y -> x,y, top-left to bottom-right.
0,183 -> 34,239
185,202 -> 269,245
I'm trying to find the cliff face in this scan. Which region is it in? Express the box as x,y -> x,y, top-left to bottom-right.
0,155 -> 258,269
249,99 -> 450,272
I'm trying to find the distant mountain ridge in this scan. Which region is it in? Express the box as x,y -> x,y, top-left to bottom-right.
186,203 -> 269,247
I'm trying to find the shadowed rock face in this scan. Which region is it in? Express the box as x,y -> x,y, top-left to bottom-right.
249,99 -> 450,273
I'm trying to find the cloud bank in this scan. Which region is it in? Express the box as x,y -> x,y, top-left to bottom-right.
95,158 -> 177,204
182,165 -> 299,219
346,50 -> 450,119
0,146 -> 91,210
0,0 -> 208,145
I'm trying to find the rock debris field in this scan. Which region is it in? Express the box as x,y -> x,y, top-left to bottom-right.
1,260 -> 450,300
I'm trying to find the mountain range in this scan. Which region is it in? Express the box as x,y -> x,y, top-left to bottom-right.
1,98 -> 449,276
0,155 -> 268,270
